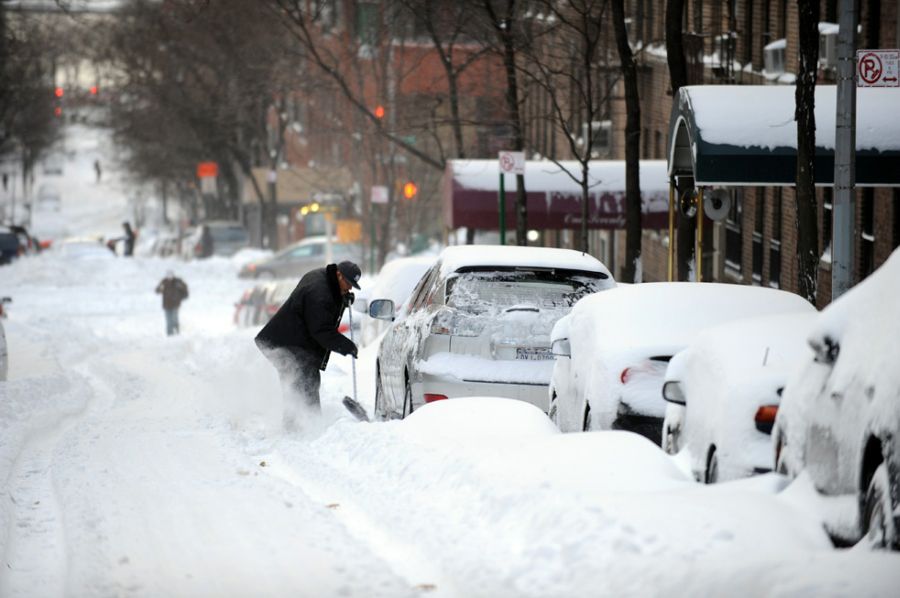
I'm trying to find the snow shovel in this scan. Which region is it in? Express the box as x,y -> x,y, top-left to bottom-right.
341,304 -> 370,422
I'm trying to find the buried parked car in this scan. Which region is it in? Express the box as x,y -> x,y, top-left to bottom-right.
354,254 -> 436,347
548,282 -> 814,445
369,245 -> 615,419
238,235 -> 361,280
661,311 -> 816,483
773,248 -> 900,550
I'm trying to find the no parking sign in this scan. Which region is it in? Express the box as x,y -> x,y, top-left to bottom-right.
857,49 -> 899,87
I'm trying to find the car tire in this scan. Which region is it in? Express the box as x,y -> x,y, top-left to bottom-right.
663,423 -> 678,455
548,392 -> 559,428
402,376 -> 413,419
582,403 -> 592,432
374,364 -> 385,421
705,448 -> 719,484
863,463 -> 898,550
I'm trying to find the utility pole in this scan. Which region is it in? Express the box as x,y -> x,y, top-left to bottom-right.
832,0 -> 857,300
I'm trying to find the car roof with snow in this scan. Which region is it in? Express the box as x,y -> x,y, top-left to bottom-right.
674,311 -> 817,384
571,282 -> 813,354
437,245 -> 612,279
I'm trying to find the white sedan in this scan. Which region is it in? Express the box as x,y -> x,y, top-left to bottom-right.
549,282 -> 814,445
661,312 -> 816,483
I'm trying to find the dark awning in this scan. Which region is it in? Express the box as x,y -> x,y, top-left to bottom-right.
442,160 -> 671,230
668,85 -> 900,187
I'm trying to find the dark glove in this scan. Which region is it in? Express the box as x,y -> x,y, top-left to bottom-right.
343,292 -> 355,308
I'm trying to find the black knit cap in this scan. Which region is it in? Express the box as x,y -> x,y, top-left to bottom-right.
337,261 -> 362,289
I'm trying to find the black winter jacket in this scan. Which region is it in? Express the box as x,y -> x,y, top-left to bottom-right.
255,264 -> 356,370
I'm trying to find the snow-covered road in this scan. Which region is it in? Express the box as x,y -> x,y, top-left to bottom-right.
1,123 -> 898,597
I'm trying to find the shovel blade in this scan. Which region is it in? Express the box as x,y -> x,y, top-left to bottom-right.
342,396 -> 370,422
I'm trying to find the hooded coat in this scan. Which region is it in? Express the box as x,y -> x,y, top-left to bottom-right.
156,277 -> 188,310
255,264 -> 355,370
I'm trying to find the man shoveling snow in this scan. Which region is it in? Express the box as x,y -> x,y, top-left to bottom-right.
255,261 -> 360,431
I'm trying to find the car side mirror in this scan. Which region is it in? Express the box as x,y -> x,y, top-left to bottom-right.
369,298 -> 395,321
662,381 -> 686,405
551,338 -> 571,357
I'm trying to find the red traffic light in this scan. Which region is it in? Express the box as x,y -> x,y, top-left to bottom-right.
54,87 -> 64,98
402,182 -> 418,199
54,106 -> 62,117
89,86 -> 98,95
374,105 -> 385,119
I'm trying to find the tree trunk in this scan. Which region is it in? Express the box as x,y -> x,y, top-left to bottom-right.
666,0 -> 693,281
795,0 -> 820,303
612,0 -> 642,283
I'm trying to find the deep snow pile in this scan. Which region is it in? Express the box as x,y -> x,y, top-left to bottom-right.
1,122 -> 898,597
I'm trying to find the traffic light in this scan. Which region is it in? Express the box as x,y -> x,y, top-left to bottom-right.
374,105 -> 385,120
402,181 -> 418,200
89,86 -> 98,95
54,87 -> 64,98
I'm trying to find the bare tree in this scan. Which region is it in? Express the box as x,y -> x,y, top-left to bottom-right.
480,0 -> 529,245
665,0 -> 694,280
795,0 -> 820,303
611,0 -> 641,282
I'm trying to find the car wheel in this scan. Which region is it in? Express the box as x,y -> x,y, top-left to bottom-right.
373,364 -> 386,421
663,423 -> 678,455
548,392 -> 559,427
582,403 -> 592,432
402,376 -> 414,419
705,448 -> 719,484
863,463 -> 898,550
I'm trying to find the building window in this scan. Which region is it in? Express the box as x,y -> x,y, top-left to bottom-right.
355,1 -> 378,45
752,196 -> 765,283
823,189 -> 833,261
860,189 -> 875,277
769,191 -> 782,288
725,192 -> 743,276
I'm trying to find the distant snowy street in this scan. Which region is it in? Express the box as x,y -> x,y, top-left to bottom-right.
1,126 -> 898,597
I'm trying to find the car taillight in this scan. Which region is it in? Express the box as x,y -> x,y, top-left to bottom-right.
620,368 -> 631,384
754,405 -> 778,434
338,323 -> 349,333
424,393 -> 448,403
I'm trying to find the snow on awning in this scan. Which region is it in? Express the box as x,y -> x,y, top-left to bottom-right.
442,160 -> 670,231
668,85 -> 900,186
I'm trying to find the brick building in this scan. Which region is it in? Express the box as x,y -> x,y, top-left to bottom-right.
620,0 -> 900,307
523,0 -> 900,307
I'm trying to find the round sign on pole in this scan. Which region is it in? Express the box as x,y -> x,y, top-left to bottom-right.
498,151 -> 525,175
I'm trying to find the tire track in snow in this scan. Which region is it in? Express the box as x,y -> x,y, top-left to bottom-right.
259,448 -> 456,597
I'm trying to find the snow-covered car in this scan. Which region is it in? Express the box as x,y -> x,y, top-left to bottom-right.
238,236 -> 360,280
184,221 -> 249,258
369,245 -> 615,419
661,312 -> 816,483
773,248 -> 900,549
354,255 -> 436,346
549,282 -> 814,445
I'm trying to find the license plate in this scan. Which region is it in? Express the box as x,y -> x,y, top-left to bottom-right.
516,347 -> 554,360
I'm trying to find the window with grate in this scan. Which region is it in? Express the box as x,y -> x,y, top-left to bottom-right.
355,1 -> 378,45
860,189 -> 875,277
752,196 -> 765,283
823,189 -> 833,260
769,190 -> 782,288
725,192 -> 743,275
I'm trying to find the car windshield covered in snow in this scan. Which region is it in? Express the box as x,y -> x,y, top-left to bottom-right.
445,267 -> 605,314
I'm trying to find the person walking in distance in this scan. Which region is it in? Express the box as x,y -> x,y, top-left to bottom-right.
155,271 -> 189,336
255,260 -> 360,431
122,222 -> 136,257
94,159 -> 102,183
